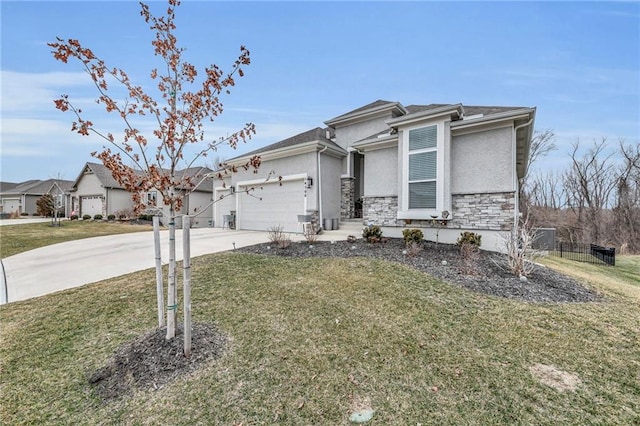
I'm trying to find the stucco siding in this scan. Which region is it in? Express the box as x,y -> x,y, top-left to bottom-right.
334,117 -> 390,150
106,189 -> 134,215
363,147 -> 397,197
451,126 -> 514,194
320,154 -> 342,221
185,191 -> 213,228
75,172 -> 105,196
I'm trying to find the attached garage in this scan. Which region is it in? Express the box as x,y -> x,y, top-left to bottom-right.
237,176 -> 307,233
80,196 -> 103,217
1,198 -> 21,214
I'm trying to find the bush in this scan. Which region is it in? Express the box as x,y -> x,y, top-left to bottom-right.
456,231 -> 482,248
346,235 -> 357,244
93,214 -> 103,220
107,214 -> 116,220
459,242 -> 481,275
362,224 -> 383,243
402,228 -> 424,245
405,241 -> 423,257
20,212 -> 29,216
267,225 -> 291,249
82,214 -> 91,220
70,214 -> 79,221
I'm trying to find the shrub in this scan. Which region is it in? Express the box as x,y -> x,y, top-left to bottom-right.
304,229 -> 319,244
20,212 -> 29,216
456,231 -> 482,248
362,224 -> 383,243
402,228 -> 424,245
459,242 -> 481,275
346,235 -> 357,244
93,214 -> 103,220
70,214 -> 79,220
107,214 -> 116,220
82,214 -> 91,220
405,241 -> 423,257
267,225 -> 291,249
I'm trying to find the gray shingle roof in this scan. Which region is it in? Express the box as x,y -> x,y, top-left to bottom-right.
228,127 -> 340,161
325,99 -> 397,124
0,179 -> 74,195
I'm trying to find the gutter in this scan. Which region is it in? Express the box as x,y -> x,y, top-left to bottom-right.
512,117 -> 534,234
317,145 -> 329,230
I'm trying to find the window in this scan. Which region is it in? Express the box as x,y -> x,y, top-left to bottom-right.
147,191 -> 157,207
408,126 -> 437,209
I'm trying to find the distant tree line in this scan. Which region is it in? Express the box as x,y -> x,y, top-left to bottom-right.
521,131 -> 640,254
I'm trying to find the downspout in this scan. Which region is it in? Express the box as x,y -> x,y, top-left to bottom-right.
513,117 -> 534,232
317,145 -> 328,230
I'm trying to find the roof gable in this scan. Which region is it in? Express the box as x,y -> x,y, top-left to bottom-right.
228,127 -> 343,161
324,99 -> 407,127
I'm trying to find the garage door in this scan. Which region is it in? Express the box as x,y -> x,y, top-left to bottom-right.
213,188 -> 235,228
81,196 -> 103,217
238,179 -> 305,233
2,198 -> 21,214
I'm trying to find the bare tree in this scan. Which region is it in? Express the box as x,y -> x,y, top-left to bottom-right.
49,0 -> 259,344
564,139 -> 618,245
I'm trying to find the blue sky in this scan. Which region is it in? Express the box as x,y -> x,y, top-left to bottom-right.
1,0 -> 638,182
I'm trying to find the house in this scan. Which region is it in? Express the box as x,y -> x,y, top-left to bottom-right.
71,162 -> 214,227
70,162 -> 136,218
217,100 -> 535,251
0,179 -> 74,216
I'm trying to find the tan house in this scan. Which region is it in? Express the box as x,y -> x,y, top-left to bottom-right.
71,162 -> 214,227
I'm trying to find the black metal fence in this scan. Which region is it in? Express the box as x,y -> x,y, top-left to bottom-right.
552,242 -> 616,266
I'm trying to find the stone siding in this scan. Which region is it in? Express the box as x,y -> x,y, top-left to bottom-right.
449,192 -> 515,231
341,177 -> 355,219
363,196 -> 398,226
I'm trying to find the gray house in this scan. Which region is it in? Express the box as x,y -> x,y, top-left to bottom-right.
219,100 -> 535,251
0,179 -> 74,216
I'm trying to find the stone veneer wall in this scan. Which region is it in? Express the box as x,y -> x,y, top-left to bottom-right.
449,192 -> 515,231
341,177 -> 355,219
362,196 -> 399,226
306,210 -> 319,232
361,192 -> 515,231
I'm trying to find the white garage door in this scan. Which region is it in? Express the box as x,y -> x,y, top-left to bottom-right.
81,196 -> 103,217
238,179 -> 306,233
214,188 -> 235,228
2,198 -> 21,214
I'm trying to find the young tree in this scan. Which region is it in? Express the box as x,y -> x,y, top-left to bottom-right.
36,194 -> 55,217
49,0 -> 260,342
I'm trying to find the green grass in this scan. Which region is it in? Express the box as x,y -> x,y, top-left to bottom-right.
0,220 -> 153,258
1,253 -> 639,425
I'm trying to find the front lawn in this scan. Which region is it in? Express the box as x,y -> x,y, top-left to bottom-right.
0,220 -> 153,258
1,250 -> 638,425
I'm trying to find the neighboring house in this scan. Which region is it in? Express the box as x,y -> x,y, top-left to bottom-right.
71,162 -> 214,227
70,162 -> 136,217
221,100 -> 535,251
0,179 -> 74,216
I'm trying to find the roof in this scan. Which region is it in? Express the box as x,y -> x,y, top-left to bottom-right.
227,127 -> 342,161
0,179 -> 74,195
324,99 -> 407,127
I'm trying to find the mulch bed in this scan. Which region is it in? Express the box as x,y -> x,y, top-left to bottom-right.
238,238 -> 601,304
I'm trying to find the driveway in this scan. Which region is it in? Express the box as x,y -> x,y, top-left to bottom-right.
1,224 -> 361,304
1,228 -> 270,304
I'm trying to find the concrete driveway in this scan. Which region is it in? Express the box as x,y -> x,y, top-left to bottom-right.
2,228 -> 270,304
1,224 -> 361,304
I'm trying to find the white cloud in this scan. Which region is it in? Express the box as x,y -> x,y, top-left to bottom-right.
0,70 -> 93,112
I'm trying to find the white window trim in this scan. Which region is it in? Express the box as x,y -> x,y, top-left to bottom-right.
398,120 -> 451,220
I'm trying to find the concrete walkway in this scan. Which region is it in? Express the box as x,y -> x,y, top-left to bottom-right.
1,224 -> 362,304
